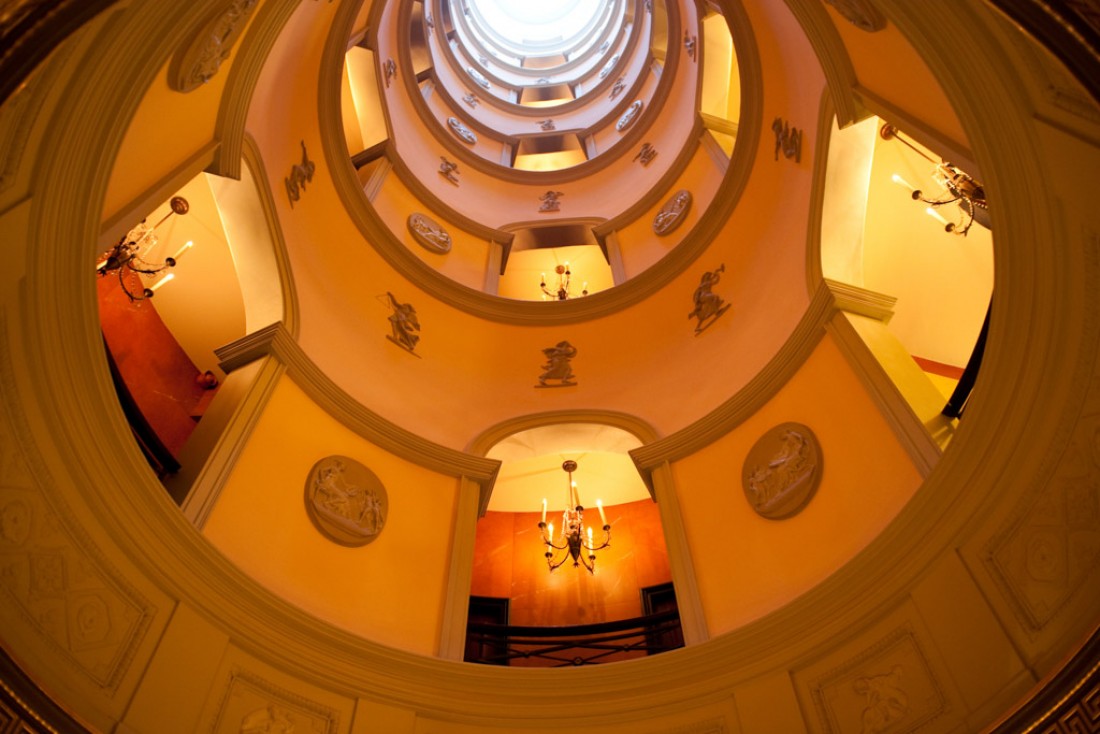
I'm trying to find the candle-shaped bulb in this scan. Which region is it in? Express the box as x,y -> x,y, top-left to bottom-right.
541,498 -> 547,524
547,523 -> 553,541
171,240 -> 193,261
925,207 -> 949,225
597,499 -> 607,527
149,273 -> 174,292
891,173 -> 916,193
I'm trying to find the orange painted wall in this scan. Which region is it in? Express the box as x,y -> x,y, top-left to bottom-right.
98,273 -> 209,456
470,498 -> 671,626
674,332 -> 923,635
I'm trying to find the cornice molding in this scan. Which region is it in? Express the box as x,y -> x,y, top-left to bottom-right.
215,322 -> 502,486
779,0 -> 861,127
825,278 -> 896,321
631,279 -> 835,475
0,0 -> 121,107
210,0 -> 304,180
320,0 -> 763,325
240,132 -> 300,339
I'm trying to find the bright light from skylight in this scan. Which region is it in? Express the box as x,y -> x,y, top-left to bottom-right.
469,0 -> 601,48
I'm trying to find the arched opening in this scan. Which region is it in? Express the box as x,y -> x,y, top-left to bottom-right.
467,421 -> 682,665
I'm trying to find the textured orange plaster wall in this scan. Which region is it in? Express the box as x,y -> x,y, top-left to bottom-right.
470,498 -> 672,626
674,332 -> 923,635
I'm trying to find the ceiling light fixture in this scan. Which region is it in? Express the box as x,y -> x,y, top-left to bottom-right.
96,196 -> 193,301
540,262 -> 588,300
880,124 -> 989,236
539,460 -> 611,574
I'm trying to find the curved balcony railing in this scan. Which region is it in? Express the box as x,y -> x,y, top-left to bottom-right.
464,609 -> 684,667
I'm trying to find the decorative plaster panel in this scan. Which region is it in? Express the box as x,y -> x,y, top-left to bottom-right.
209,668 -> 339,734
802,624 -> 948,734
0,333 -> 155,694
981,231 -> 1100,637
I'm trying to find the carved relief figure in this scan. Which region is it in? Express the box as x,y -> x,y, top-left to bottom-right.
383,58 -> 396,87
240,705 -> 295,734
383,292 -> 420,353
171,0 -> 259,92
824,0 -> 887,32
462,92 -> 479,108
616,100 -> 643,132
0,500 -> 30,546
688,264 -> 730,334
684,32 -> 697,61
439,156 -> 460,185
653,189 -> 692,235
854,665 -> 909,734
284,140 -> 315,208
467,67 -> 491,89
609,77 -> 626,100
599,54 -> 621,79
447,116 -> 477,144
537,341 -> 578,387
746,429 -> 814,511
407,213 -> 452,254
634,142 -> 657,166
305,456 -> 389,546
425,11 -> 433,32
539,190 -> 563,212
538,119 -> 556,131
772,116 -> 803,162
598,40 -> 610,55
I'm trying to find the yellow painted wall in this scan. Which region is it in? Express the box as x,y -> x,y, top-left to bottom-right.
674,332 -> 923,634
203,375 -> 459,655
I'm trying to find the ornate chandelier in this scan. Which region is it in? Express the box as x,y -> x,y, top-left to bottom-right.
540,263 -> 588,300
880,124 -> 989,236
96,196 -> 193,301
539,460 -> 611,573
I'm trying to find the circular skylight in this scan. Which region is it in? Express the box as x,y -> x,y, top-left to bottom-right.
468,0 -> 602,49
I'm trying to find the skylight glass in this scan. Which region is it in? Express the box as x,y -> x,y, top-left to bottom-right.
468,0 -> 601,48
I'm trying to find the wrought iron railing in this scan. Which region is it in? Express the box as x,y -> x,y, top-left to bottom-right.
464,610 -> 684,667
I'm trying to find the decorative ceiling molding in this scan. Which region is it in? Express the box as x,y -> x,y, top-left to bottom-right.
780,0 -> 862,126
5,0 -> 1099,728
215,322 -> 501,486
209,0 -> 303,180
320,0 -> 763,325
